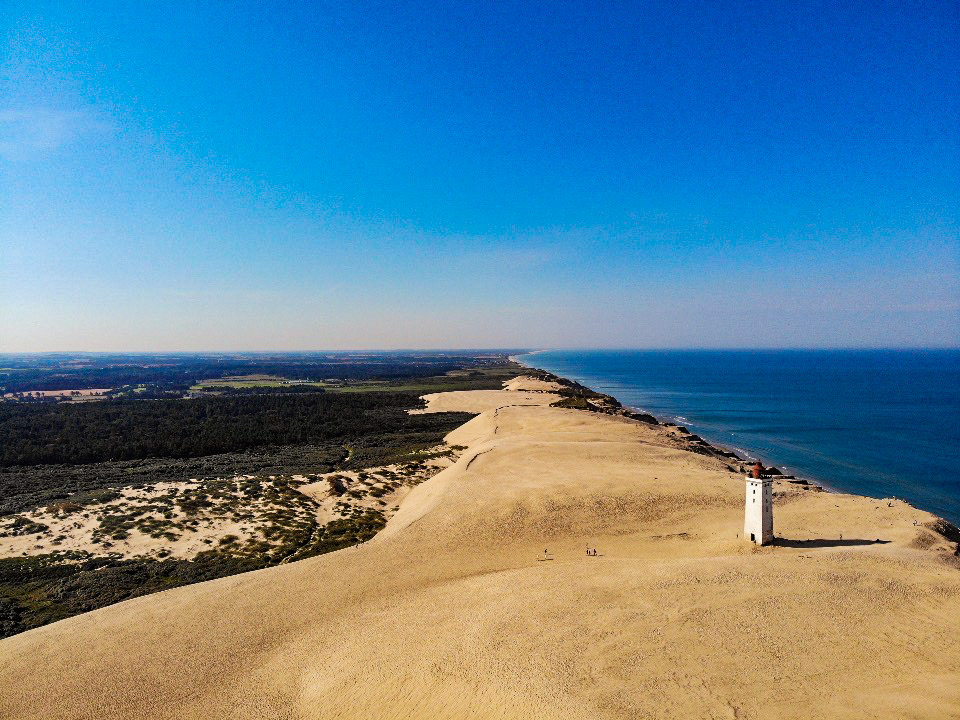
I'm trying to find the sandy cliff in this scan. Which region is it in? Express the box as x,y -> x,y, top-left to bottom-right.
1,377 -> 958,719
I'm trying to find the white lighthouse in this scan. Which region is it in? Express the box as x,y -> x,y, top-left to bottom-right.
744,463 -> 774,545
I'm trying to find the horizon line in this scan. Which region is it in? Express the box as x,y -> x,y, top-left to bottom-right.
1,346 -> 958,356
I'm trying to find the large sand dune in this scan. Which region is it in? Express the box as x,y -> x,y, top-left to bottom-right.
2,380 -> 959,719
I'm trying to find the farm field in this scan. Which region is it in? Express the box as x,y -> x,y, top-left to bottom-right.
191,375 -> 329,390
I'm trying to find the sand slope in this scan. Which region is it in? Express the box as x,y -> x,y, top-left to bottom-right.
2,381 -> 959,719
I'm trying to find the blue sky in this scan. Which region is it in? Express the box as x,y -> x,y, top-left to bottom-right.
1,0 -> 957,350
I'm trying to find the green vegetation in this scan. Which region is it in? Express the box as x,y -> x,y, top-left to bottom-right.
0,551 -> 267,638
0,498 -> 396,638
0,392 -> 471,467
191,374 -> 330,390
329,382 -> 481,394
0,359 -> 524,468
2,515 -> 49,536
550,395 -> 598,411
0,352 -> 527,638
287,510 -> 386,561
0,351 -> 518,394
0,427 -> 471,517
0,473 -> 404,637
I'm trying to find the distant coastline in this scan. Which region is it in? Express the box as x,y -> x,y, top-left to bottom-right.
514,352 -> 797,475
515,349 -> 960,526
515,351 -> 792,469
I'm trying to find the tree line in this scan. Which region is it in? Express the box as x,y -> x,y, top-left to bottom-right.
2,361 -> 467,393
0,392 -> 464,467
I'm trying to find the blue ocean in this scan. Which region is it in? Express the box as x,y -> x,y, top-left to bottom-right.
518,350 -> 960,525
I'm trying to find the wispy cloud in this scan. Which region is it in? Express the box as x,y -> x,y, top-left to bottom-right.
0,107 -> 97,159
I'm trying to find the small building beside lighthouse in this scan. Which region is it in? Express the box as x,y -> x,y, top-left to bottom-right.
744,462 -> 774,545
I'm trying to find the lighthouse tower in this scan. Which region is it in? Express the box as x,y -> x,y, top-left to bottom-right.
744,462 -> 774,545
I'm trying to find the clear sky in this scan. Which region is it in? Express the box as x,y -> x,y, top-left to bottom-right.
1,0 -> 958,351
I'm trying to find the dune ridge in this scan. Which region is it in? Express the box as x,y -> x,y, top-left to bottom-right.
1,377 -> 959,719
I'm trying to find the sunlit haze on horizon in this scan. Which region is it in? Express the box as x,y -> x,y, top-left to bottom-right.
1,1 -> 958,351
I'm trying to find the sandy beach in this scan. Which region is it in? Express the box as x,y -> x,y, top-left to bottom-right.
1,375 -> 958,719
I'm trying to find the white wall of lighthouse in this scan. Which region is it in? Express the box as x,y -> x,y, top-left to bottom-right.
744,476 -> 774,545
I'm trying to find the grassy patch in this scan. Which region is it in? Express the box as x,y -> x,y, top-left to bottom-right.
0,515 -> 49,537
0,551 -> 266,639
192,374 -> 329,390
285,510 -> 387,562
550,396 -> 597,411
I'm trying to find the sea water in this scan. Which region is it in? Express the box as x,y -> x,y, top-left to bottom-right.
518,349 -> 960,525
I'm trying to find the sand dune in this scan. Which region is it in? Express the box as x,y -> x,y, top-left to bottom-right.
2,379 -> 959,719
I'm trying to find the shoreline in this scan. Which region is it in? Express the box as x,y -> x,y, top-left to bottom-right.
513,352 -> 801,470
512,353 -> 956,527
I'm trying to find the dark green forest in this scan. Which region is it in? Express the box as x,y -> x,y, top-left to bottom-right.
0,392 -> 460,466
